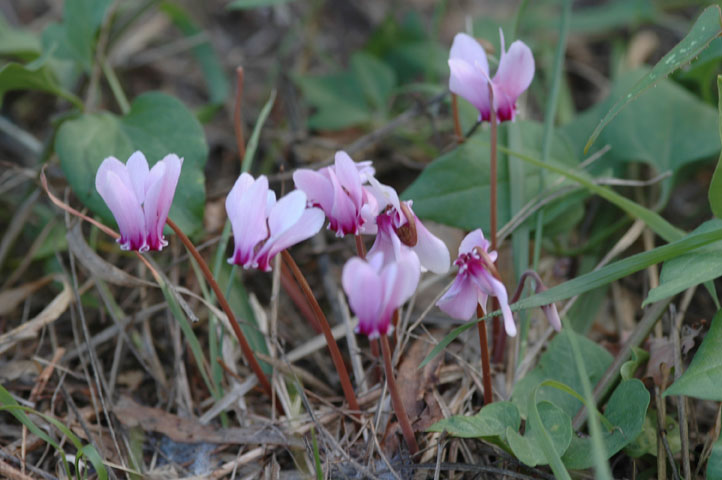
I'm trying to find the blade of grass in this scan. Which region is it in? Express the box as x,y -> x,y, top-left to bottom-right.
559,327 -> 613,479
241,89 -> 277,173
532,0 -> 571,271
527,384 -> 572,480
0,384 -> 108,480
156,274 -> 215,394
495,144 -> 684,243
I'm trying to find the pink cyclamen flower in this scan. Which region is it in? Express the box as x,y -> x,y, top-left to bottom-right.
448,30 -> 534,122
293,151 -> 378,237
226,173 -> 324,272
342,251 -> 420,339
95,151 -> 182,252
366,177 -> 450,275
436,229 -> 516,336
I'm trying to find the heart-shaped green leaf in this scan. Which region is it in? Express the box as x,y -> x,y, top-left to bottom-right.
56,92 -> 207,237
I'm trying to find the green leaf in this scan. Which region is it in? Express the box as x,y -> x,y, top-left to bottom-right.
56,92 -> 207,237
160,2 -> 229,106
42,0 -> 113,71
620,347 -> 649,381
293,71 -> 372,130
227,0 -> 294,9
427,401 -> 520,440
565,70 -> 719,181
561,379 -> 650,469
709,75 -> 722,218
624,409 -> 681,458
402,120 -> 577,231
0,14 -> 41,60
708,433 -> 722,478
508,401 -> 572,469
665,309 -> 722,400
584,5 -> 722,152
512,331 -> 612,418
568,0 -> 654,34
0,61 -> 83,108
645,219 -> 722,306
350,52 -> 396,111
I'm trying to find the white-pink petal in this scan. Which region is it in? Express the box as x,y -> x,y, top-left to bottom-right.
412,217 -> 450,274
449,33 -> 489,75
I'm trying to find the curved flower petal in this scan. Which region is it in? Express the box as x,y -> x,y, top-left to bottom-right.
342,257 -> 383,338
256,204 -> 324,271
367,214 -> 402,265
459,229 -> 488,255
450,33 -> 489,74
96,156 -> 133,197
380,251 -> 420,322
493,39 -> 534,121
449,58 -> 491,120
327,169 -> 358,236
412,216 -> 450,274
542,303 -> 562,331
126,151 -> 150,202
226,173 -> 271,268
489,275 -> 516,337
293,169 -> 333,213
143,154 -> 182,251
334,151 -> 363,207
437,273 -> 478,320
101,171 -> 147,251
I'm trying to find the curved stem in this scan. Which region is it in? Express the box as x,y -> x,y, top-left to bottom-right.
166,218 -> 274,400
380,334 -> 418,455
280,250 -> 360,415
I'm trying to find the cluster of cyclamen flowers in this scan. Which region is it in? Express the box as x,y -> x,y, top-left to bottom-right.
94,30 -> 550,343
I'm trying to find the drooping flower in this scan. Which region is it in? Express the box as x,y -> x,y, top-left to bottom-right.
226,173 -> 324,271
293,151 -> 378,237
95,151 -> 182,252
436,229 -> 516,336
365,177 -> 450,275
342,251 -> 420,339
448,30 -> 534,122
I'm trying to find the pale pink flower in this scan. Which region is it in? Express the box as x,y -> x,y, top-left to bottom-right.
436,229 -> 516,336
293,151 -> 378,237
95,151 -> 182,252
226,173 -> 324,271
448,30 -> 534,122
366,178 -> 450,275
342,251 -> 420,339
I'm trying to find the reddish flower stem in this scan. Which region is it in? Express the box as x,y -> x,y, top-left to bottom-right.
451,93 -> 464,144
380,334 -> 418,455
476,304 -> 493,405
166,218 -> 274,401
280,250 -> 360,416
280,264 -> 322,333
354,234 -> 366,258
234,66 -> 246,164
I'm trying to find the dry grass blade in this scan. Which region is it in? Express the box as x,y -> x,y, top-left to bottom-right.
0,278 -> 72,355
0,275 -> 54,316
67,224 -> 154,287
